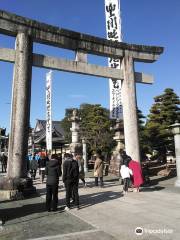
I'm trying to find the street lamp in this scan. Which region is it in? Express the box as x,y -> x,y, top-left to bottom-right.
169,121 -> 180,187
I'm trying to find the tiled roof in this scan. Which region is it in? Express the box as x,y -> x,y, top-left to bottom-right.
34,119 -> 65,144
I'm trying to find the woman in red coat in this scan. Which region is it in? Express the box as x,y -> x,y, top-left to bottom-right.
129,159 -> 144,192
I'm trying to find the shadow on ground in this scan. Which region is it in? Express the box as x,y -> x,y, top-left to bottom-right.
61,190 -> 123,210
0,199 -> 48,223
0,203 -> 93,240
140,175 -> 177,192
149,175 -> 175,185
141,185 -> 165,192
1,188 -> 122,223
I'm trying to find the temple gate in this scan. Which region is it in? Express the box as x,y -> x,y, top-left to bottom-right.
0,10 -> 163,196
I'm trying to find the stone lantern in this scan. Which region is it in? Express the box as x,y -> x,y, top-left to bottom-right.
109,120 -> 124,175
69,109 -> 82,155
169,121 -> 180,187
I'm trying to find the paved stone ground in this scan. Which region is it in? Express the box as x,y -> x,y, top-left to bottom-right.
0,172 -> 180,240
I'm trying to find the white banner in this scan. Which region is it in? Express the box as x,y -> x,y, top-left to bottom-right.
105,0 -> 123,119
46,70 -> 52,152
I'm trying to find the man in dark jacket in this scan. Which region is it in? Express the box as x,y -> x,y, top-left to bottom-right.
71,154 -> 80,209
63,153 -> 79,210
39,156 -> 47,183
30,156 -> 38,180
1,154 -> 7,173
45,154 -> 61,212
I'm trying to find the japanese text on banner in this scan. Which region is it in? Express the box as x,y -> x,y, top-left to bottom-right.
46,70 -> 52,151
105,0 -> 123,119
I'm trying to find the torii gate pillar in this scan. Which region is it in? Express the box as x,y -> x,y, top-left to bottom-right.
7,32 -> 33,179
0,31 -> 34,198
122,52 -> 140,161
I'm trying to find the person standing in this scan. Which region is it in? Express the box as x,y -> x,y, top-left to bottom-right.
117,150 -> 125,184
75,153 -> 86,187
120,159 -> 133,195
57,153 -> 62,175
63,153 -> 73,210
1,153 -> 7,173
30,156 -> 38,180
129,158 -> 144,192
63,153 -> 79,210
71,154 -> 80,209
94,151 -> 104,187
39,156 -> 47,183
119,151 -> 132,186
45,154 -> 60,212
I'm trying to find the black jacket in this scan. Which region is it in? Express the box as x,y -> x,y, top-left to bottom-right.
63,158 -> 79,183
45,159 -> 60,185
71,159 -> 79,182
30,159 -> 38,170
38,158 -> 47,168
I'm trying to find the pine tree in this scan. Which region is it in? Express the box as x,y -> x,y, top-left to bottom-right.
60,108 -> 73,143
145,88 -> 180,158
60,104 -> 116,156
79,103 -> 115,154
137,109 -> 149,159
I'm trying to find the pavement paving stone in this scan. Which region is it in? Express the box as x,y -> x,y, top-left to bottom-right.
0,191 -> 96,240
1,172 -> 180,240
29,230 -> 117,240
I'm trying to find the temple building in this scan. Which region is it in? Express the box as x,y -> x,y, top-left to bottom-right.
28,120 -> 67,154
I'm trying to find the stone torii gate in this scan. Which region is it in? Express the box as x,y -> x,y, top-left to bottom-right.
0,10 -> 163,193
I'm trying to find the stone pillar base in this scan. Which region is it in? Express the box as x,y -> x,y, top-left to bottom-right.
0,176 -> 36,200
175,179 -> 180,187
109,152 -> 120,176
0,189 -> 18,200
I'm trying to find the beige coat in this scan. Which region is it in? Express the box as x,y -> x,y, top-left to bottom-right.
94,158 -> 104,177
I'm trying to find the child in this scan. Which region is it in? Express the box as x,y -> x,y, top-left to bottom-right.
120,160 -> 133,195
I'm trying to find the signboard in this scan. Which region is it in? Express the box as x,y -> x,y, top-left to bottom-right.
46,70 -> 52,152
105,0 -> 123,119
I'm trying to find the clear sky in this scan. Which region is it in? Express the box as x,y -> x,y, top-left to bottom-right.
0,0 -> 179,132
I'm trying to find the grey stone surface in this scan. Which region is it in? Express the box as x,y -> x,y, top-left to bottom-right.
122,54 -> 140,161
7,32 -> 32,180
0,47 -> 155,83
29,230 -> 116,240
0,10 -> 163,61
1,174 -> 180,239
0,196 -> 94,240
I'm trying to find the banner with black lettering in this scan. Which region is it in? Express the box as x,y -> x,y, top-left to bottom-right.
46,70 -> 52,152
105,0 -> 123,119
